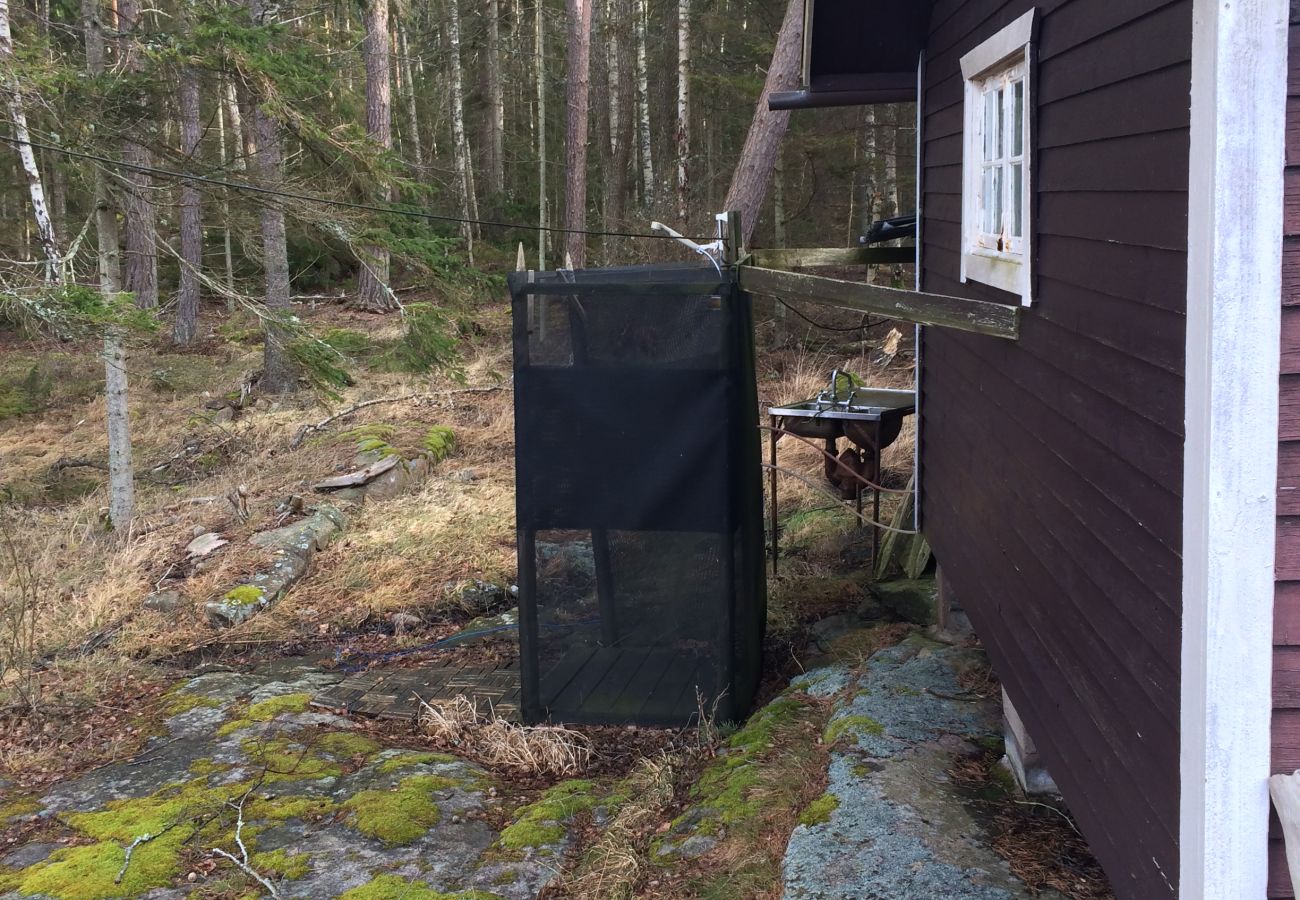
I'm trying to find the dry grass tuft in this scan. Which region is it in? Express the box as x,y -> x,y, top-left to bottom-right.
417,694 -> 592,776
561,752 -> 680,900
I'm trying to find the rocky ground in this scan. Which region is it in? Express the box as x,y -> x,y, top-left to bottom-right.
0,593 -> 1105,899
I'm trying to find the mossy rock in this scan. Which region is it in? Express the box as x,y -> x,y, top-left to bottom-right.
343,773 -> 455,846
868,577 -> 938,626
338,874 -> 503,899
797,793 -> 839,827
498,779 -> 600,850
823,714 -> 885,745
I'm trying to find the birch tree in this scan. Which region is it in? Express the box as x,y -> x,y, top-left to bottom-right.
173,64 -> 203,344
634,0 -> 653,206
356,0 -> 396,311
562,0 -> 592,268
83,0 -> 135,529
720,0 -> 802,246
0,0 -> 59,279
398,23 -> 423,170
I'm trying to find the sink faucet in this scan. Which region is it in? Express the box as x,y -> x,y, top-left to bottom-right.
816,369 -> 843,407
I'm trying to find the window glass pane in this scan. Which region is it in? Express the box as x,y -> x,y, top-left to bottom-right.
1013,81 -> 1024,157
983,91 -> 995,161
1012,162 -> 1023,238
995,88 -> 1005,158
991,165 -> 1003,234
982,166 -> 994,232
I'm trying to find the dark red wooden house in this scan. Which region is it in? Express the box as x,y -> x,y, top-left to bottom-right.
772,1 -> 1293,896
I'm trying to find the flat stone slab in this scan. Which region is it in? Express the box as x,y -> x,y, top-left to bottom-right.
783,637 -> 1066,900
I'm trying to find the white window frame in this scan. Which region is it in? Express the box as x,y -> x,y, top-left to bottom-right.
960,10 -> 1035,306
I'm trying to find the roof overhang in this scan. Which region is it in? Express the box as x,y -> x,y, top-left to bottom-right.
769,0 -> 932,110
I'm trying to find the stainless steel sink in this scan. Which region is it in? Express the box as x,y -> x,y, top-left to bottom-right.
769,388 -> 916,445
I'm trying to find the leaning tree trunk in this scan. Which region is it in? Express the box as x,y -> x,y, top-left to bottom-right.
562,0 -> 592,268
535,0 -> 548,268
356,0 -> 396,311
249,0 -> 296,393
484,0 -> 504,198
447,0 -> 479,260
674,0 -> 690,226
720,0 -> 802,246
118,0 -> 157,308
84,0 -> 135,530
0,0 -> 59,279
173,66 -> 203,344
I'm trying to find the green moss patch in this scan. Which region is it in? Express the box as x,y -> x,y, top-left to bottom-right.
798,793 -> 839,827
343,773 -> 454,846
316,730 -> 382,758
375,750 -> 458,774
498,779 -> 599,850
822,714 -> 885,746
249,848 -> 311,880
223,585 -> 266,607
217,692 -> 313,737
338,874 -> 502,899
240,737 -> 344,783
0,796 -> 41,819
6,830 -> 190,900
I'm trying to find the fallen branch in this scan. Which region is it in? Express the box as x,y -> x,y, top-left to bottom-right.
211,788 -> 283,899
288,385 -> 509,449
51,456 -> 108,473
115,822 -> 180,883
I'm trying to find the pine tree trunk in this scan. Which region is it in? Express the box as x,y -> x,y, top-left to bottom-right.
117,0 -> 157,308
356,0 -> 395,311
535,0 -> 548,268
84,0 -> 135,530
249,0 -> 296,393
720,0 -> 802,246
484,0 -> 504,197
173,66 -> 203,344
634,0 -> 653,206
399,24 -> 423,170
447,0 -> 479,261
0,0 -> 59,279
601,0 -> 633,262
562,0 -> 592,268
674,0 -> 690,225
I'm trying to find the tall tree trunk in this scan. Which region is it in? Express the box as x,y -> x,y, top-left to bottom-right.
173,66 -> 203,344
447,0 -> 479,261
225,79 -> 246,170
772,147 -> 786,344
720,0 -> 802,246
535,0 -> 547,268
484,0 -> 504,197
562,0 -> 592,268
0,0 -> 59,279
216,79 -> 235,296
601,0 -> 633,262
856,105 -> 877,239
398,23 -> 423,170
356,0 -> 395,311
634,0 -> 652,206
84,0 -> 135,530
882,104 -> 898,219
674,0 -> 689,225
117,0 -> 157,308
249,0 -> 296,393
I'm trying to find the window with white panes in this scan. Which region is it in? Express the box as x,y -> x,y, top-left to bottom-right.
959,10 -> 1034,304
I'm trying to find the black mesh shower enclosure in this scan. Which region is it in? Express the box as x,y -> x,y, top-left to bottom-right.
508,264 -> 766,727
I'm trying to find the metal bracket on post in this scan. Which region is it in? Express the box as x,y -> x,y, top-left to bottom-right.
720,210 -> 745,270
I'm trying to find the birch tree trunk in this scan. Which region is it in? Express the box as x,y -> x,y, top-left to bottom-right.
117,0 -> 157,308
356,0 -> 396,311
882,104 -> 899,219
535,0 -> 547,268
216,81 -> 234,295
634,0 -> 652,206
0,0 -> 60,279
84,0 -> 135,530
720,0 -> 802,246
674,0 -> 690,225
856,105 -> 877,238
173,65 -> 203,344
447,0 -> 479,261
225,79 -> 246,170
484,0 -> 504,197
562,0 -> 592,268
249,0 -> 296,393
398,24 -> 423,170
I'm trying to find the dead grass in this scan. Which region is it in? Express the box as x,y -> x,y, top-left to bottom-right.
418,694 -> 593,776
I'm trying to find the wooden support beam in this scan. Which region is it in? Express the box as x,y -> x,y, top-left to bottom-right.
748,246 -> 914,269
738,265 -> 1020,339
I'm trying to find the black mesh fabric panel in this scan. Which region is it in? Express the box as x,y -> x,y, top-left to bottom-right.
508,264 -> 766,727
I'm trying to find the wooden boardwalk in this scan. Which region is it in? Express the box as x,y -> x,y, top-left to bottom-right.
311,663 -> 522,722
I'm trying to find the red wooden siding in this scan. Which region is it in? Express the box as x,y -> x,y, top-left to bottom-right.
1271,21 -> 1300,899
918,2 -> 1190,897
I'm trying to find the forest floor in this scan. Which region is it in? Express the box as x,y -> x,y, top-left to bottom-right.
0,287 -> 1110,898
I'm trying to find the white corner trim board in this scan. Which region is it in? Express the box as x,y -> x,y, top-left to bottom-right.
1180,0 -> 1286,898
959,9 -> 1034,79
